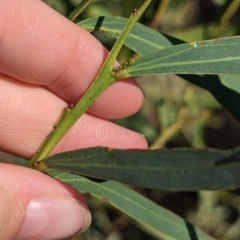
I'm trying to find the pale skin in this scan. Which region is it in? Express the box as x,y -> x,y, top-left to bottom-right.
0,0 -> 147,239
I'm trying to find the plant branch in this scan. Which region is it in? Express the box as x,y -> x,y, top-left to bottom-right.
211,0 -> 240,38
149,0 -> 171,29
68,0 -> 95,22
150,110 -> 211,150
29,0 -> 152,168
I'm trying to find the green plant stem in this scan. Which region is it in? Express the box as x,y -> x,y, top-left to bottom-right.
29,0 -> 152,168
68,0 -> 95,22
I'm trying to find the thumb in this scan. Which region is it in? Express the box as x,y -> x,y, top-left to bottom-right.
0,163 -> 91,240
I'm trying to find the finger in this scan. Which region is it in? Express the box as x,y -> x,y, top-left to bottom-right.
0,0 -> 144,119
0,74 -> 147,158
0,163 -> 91,240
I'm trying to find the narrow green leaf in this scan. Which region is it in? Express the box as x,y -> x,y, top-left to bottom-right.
78,16 -> 240,122
122,37 -> 240,76
42,147 -> 240,191
48,171 -> 214,240
78,16 -> 176,55
219,74 -> 240,94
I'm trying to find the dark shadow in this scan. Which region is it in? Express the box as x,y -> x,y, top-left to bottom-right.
178,74 -> 240,123
185,221 -> 199,240
162,33 -> 185,45
93,16 -> 105,31
214,149 -> 240,166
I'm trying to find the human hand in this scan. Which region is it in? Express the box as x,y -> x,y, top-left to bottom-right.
0,0 -> 147,239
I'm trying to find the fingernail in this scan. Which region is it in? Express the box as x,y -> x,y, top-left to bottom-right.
16,197 -> 91,240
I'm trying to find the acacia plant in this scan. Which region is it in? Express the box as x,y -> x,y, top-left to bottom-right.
25,0 -> 240,239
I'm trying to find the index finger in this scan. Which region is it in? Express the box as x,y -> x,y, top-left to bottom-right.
0,0 -> 144,119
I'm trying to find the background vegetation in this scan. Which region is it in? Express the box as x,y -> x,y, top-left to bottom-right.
1,0 -> 240,239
